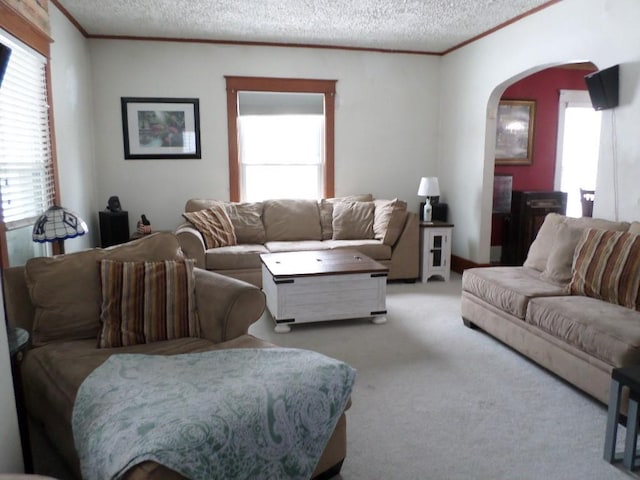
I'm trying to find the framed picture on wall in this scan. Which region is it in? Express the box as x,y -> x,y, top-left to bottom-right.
121,97 -> 201,159
495,99 -> 536,165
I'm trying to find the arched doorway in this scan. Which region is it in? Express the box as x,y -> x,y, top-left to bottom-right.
488,62 -> 599,265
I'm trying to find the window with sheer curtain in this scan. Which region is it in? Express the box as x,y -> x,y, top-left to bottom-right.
237,92 -> 325,201
0,29 -> 55,264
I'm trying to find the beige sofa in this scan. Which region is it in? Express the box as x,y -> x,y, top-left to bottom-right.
3,232 -> 349,480
176,195 -> 419,287
461,214 -> 640,407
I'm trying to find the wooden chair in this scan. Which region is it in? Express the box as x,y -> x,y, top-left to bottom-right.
580,188 -> 595,217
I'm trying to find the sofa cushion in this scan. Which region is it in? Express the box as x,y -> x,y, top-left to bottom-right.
324,240 -> 392,261
265,240 -> 330,253
263,199 -> 322,241
524,213 -> 629,272
318,199 -> 334,240
462,266 -> 568,319
225,202 -> 265,244
332,201 -> 375,240
540,223 -> 584,286
526,295 -> 640,366
182,206 -> 237,249
630,222 -> 640,235
319,195 -> 373,241
373,198 -> 408,246
205,244 -> 269,271
25,232 -> 184,347
98,259 -> 200,348
327,194 -> 374,203
570,229 -> 640,310
21,335 -> 275,475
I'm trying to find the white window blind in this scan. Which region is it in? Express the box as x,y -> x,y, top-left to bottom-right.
0,30 -> 55,229
237,92 -> 325,201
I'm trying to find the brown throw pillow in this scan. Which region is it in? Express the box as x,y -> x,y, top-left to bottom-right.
183,206 -> 237,249
570,229 -> 640,311
332,201 -> 375,240
98,259 -> 200,348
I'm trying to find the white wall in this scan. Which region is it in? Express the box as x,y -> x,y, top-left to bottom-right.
88,40 -> 441,232
440,0 -> 640,263
49,6 -> 99,251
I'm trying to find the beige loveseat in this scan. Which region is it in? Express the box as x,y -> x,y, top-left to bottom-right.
3,232 -> 348,480
461,214 -> 640,407
176,195 -> 419,287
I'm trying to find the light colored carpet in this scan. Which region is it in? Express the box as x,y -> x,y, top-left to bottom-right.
249,273 -> 636,480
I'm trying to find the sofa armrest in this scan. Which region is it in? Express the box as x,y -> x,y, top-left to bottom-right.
176,223 -> 206,268
388,212 -> 419,280
193,268 -> 266,343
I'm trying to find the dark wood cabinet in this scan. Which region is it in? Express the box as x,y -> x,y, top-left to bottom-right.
501,191 -> 567,266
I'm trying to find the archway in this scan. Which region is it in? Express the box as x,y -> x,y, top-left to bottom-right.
486,62 -> 599,265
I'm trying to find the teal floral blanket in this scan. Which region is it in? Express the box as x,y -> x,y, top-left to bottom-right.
72,348 -> 355,480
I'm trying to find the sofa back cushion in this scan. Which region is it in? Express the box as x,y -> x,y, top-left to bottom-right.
319,194 -> 374,241
263,199 -> 321,241
25,232 -> 184,346
630,222 -> 640,235
332,201 -> 375,240
318,199 -> 334,240
98,259 -> 199,348
540,223 -> 585,286
224,202 -> 266,244
570,229 -> 640,311
373,198 -> 408,246
524,213 -> 630,272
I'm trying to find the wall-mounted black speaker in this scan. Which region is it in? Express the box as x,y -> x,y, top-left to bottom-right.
0,43 -> 12,89
584,64 -> 619,111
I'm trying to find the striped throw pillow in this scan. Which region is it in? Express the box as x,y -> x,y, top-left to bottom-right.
570,229 -> 640,311
183,205 -> 237,249
98,259 -> 200,348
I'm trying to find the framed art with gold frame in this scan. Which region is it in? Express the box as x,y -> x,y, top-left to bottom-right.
495,99 -> 536,165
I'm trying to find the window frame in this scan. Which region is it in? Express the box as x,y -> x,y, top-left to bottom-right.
225,76 -> 336,202
0,3 -> 60,266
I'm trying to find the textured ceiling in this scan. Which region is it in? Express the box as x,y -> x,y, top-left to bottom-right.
55,0 -> 555,54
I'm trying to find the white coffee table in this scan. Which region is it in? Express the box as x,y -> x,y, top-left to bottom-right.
260,249 -> 388,333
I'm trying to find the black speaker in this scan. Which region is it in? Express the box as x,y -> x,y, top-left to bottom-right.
99,210 -> 130,247
432,203 -> 448,222
420,202 -> 448,222
584,64 -> 619,111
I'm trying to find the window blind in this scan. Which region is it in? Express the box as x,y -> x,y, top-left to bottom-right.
238,91 -> 324,116
0,30 -> 55,229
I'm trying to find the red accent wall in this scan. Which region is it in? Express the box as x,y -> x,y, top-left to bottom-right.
491,66 -> 595,246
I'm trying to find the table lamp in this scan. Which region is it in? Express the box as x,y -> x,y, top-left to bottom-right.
32,205 -> 88,253
417,177 -> 440,222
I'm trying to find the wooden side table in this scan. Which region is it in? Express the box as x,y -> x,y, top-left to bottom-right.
8,327 -> 33,473
419,221 -> 453,282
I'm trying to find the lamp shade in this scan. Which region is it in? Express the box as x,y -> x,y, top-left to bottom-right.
417,177 -> 440,197
32,206 -> 88,243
